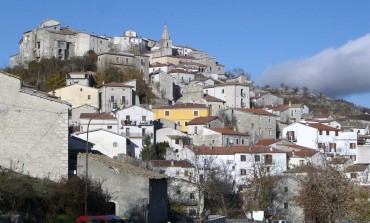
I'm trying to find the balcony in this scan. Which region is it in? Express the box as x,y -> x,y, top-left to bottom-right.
121,120 -> 153,126
121,132 -> 153,138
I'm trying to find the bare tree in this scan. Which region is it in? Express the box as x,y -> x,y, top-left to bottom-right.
294,164 -> 368,223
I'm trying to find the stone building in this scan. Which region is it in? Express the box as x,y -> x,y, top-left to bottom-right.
10,19 -> 111,67
97,52 -> 150,82
77,153 -> 168,222
0,72 -> 70,180
222,108 -> 277,144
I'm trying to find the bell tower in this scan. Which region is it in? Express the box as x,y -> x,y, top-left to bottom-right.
159,24 -> 173,56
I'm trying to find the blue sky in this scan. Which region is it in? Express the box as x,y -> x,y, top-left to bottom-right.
1,0 -> 369,108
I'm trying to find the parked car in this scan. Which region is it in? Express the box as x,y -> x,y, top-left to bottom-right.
273,220 -> 292,223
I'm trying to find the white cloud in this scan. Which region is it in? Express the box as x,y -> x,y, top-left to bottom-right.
258,34 -> 370,97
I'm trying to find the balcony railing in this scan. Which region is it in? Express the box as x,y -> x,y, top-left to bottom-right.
121,132 -> 153,138
121,120 -> 153,126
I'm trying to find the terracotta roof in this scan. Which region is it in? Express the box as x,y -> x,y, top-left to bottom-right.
345,164 -> 369,172
264,105 -> 289,112
179,61 -> 207,67
80,113 -> 116,120
102,82 -> 134,88
235,108 -> 275,116
254,139 -> 282,146
153,103 -> 208,110
187,116 -> 219,125
304,123 -> 338,131
193,146 -> 285,155
203,94 -> 225,102
209,128 -> 249,136
168,69 -> 197,74
150,63 -> 168,68
172,55 -> 195,59
288,149 -> 319,158
328,156 -> 351,165
312,113 -> 332,119
150,160 -> 194,168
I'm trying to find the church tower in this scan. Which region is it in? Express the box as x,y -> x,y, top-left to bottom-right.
159,24 -> 173,56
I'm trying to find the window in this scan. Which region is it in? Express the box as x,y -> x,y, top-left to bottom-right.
80,88 -> 83,91
222,89 -> 224,93
141,58 -> 145,66
326,130 -> 329,135
126,115 -> 130,121
165,110 -> 170,116
319,130 -> 323,135
193,110 -> 199,116
113,142 -> 118,147
284,187 -> 288,192
125,58 -> 129,64
259,128 -> 262,135
190,193 -> 195,200
350,155 -> 356,161
265,154 -> 272,164
284,203 -> 288,209
107,126 -> 112,129
300,160 -> 305,166
87,95 -> 91,100
350,143 -> 356,149
240,169 -> 246,176
142,116 -> 146,122
176,171 -> 179,176
350,173 -> 357,178
184,170 -> 189,176
212,139 -> 215,144
110,95 -> 115,102
268,129 -> 272,136
335,131 -> 338,136
116,57 -> 119,63
329,143 -> 336,152
259,116 -> 262,123
122,96 -> 126,104
266,166 -> 270,172
236,139 -> 239,145
175,139 -> 179,144
318,143 -> 323,149
241,155 -> 246,162
255,155 -> 260,162
268,117 -> 271,124
194,126 -> 198,134
241,139 -> 244,145
177,121 -> 181,126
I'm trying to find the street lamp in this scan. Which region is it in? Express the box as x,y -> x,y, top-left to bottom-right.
84,110 -> 115,215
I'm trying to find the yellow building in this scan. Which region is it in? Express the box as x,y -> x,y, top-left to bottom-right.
49,84 -> 99,108
153,103 -> 209,132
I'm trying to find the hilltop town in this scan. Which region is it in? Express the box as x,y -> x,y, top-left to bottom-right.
0,19 -> 369,223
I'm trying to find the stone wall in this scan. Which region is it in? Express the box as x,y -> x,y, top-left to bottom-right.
0,72 -> 70,181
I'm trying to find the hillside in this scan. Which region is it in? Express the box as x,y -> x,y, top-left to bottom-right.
260,86 -> 370,120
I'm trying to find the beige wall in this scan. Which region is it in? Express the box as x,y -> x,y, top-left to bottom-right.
51,84 -> 99,108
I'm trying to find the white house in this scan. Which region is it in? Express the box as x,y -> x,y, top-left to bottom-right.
114,105 -> 155,158
191,146 -> 288,186
282,122 -> 357,157
74,129 -> 127,158
345,163 -> 370,185
203,83 -> 250,108
149,160 -> 195,182
79,113 -> 118,133
149,63 -> 175,74
156,127 -> 192,160
196,128 -> 250,147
